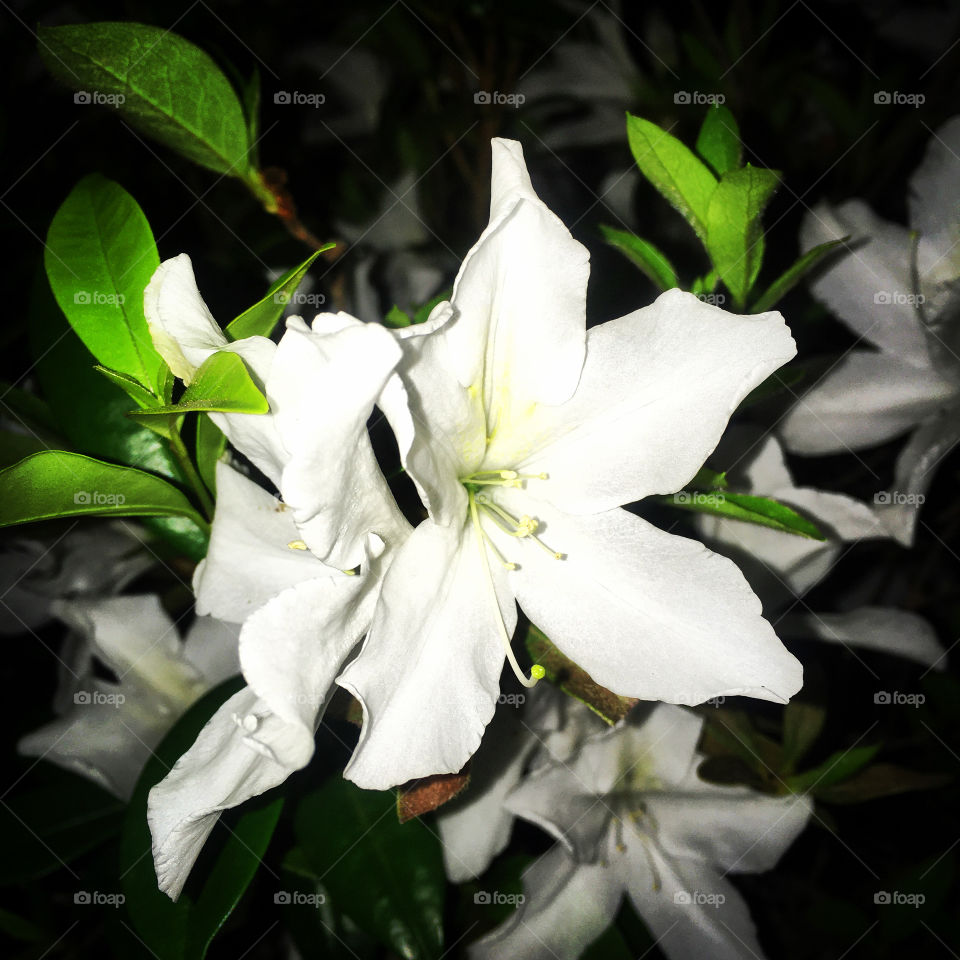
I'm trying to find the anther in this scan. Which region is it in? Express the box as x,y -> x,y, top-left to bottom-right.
287,540 -> 308,551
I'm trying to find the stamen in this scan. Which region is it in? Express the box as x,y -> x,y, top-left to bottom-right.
287,540 -> 308,551
475,495 -> 564,559
468,490 -> 544,688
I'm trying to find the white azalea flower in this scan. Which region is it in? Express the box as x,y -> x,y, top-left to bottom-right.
18,595 -> 239,800
337,137 -> 802,791
780,116 -> 960,545
469,704 -> 812,960
0,521 -> 150,636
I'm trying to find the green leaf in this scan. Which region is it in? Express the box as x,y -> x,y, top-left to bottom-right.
781,701 -> 826,774
95,365 -> 161,410
599,225 -> 679,291
225,246 -> 333,340
384,305 -> 413,328
45,174 -> 164,393
626,112 -> 718,241
196,415 -> 226,496
705,165 -> 781,308
666,489 -> 826,539
412,291 -> 451,325
786,744 -> 880,794
695,104 -> 742,175
751,238 -> 848,313
29,270 -> 208,559
121,677 -> 283,960
130,351 -> 268,419
39,22 -> 255,178
689,269 -> 719,296
0,382 -> 59,435
688,466 -> 728,490
295,777 -> 445,960
814,764 -> 952,805
0,451 -> 206,528
242,68 -> 261,168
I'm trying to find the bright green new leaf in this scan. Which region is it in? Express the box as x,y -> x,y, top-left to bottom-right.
295,777 -> 445,960
121,677 -> 283,960
695,104 -> 742,175
0,451 -> 206,529
599,225 -> 679,291
751,238 -> 848,313
226,245 -> 333,340
705,165 -> 781,308
666,489 -> 825,540
39,22 -> 255,179
704,166 -> 780,307
690,269 -> 719,296
626,113 -> 718,241
45,174 -> 164,393
130,351 -> 268,419
786,744 -> 880,794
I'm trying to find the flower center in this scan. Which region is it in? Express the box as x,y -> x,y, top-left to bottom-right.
460,468 -> 564,689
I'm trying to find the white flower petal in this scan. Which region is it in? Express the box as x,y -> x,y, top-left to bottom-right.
468,844 -> 622,960
444,140 -> 590,415
878,405 -> 960,545
181,616 -> 241,686
793,607 -> 947,671
270,314 -> 409,567
339,520 -> 514,789
779,350 -> 955,455
497,497 -> 802,705
193,462 -> 333,623
148,686 -> 309,900
909,116 -> 960,261
800,201 -> 932,363
646,790 -> 811,874
490,290 -> 795,512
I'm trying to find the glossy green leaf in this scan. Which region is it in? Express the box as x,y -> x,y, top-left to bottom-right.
705,165 -> 781,308
666,489 -> 825,539
226,246 -> 332,340
599,225 -> 679,291
39,22 -> 255,178
786,744 -> 880,794
695,104 -> 742,175
29,270 -> 208,559
0,451 -> 206,528
242,68 -> 261,168
130,351 -> 268,419
626,112 -> 718,241
751,238 -> 848,313
45,174 -> 164,393
121,677 -> 283,960
196,415 -> 226,496
781,701 -> 826,774
95,365 -> 161,410
295,777 -> 445,960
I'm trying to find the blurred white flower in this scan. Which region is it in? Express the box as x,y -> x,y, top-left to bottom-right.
18,595 -> 239,800
470,704 -> 812,960
337,137 -> 802,792
781,116 -> 960,545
